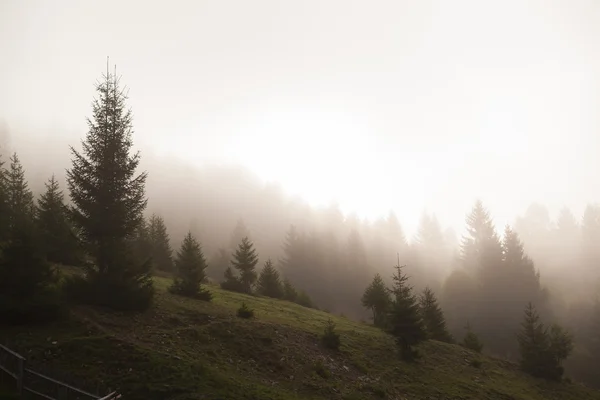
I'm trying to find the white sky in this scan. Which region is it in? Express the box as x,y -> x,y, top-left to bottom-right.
1,0 -> 600,235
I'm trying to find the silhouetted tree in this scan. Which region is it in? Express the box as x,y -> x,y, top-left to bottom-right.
149,214 -> 173,272
6,153 -> 35,230
0,217 -> 61,324
462,322 -> 483,353
0,151 -> 9,242
208,248 -> 230,282
460,200 -> 502,276
230,236 -> 258,293
36,175 -> 81,265
257,258 -> 283,298
282,278 -> 298,302
517,302 -> 573,380
361,273 -> 391,327
170,232 -> 210,300
66,67 -> 153,311
221,266 -> 243,292
387,262 -> 426,360
229,218 -> 250,250
419,287 -> 453,343
132,217 -> 152,265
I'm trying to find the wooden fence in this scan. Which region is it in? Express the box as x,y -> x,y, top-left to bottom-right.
0,344 -> 120,399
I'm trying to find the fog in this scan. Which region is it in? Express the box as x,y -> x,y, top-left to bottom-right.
2,0 -> 600,382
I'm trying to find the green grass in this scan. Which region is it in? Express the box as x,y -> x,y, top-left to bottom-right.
2,275 -> 600,400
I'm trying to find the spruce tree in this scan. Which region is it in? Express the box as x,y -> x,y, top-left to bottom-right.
462,322 -> 483,353
66,66 -> 153,311
208,247 -> 230,281
257,258 -> 283,298
36,175 -> 81,265
282,278 -> 298,301
0,151 -> 8,242
0,218 -> 61,324
419,287 -> 453,343
229,218 -> 250,250
170,232 -> 210,300
230,236 -> 259,293
361,273 -> 391,327
517,302 -> 573,380
387,262 -> 426,360
6,153 -> 35,229
517,302 -> 552,378
149,214 -> 173,272
132,217 -> 153,266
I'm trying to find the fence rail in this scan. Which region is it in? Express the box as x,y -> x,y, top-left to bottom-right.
0,344 -> 120,399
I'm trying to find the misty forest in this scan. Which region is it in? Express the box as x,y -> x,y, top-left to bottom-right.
3,2 -> 600,397
1,65 -> 599,399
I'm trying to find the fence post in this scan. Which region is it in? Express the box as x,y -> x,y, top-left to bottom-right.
17,356 -> 25,395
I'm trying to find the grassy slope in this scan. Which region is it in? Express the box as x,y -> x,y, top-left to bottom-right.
2,276 -> 600,400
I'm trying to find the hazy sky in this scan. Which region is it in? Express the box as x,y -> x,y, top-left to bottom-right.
1,0 -> 600,235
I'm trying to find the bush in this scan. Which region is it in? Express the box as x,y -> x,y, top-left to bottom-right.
321,318 -> 341,350
237,302 -> 254,319
313,360 -> 330,379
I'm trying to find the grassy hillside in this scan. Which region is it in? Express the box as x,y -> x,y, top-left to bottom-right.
2,276 -> 599,400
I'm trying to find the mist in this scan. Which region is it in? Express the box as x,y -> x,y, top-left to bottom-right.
2,0 -> 600,389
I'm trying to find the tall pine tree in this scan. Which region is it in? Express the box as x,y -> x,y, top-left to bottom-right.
387,261 -> 426,360
361,273 -> 391,327
6,153 -> 35,229
36,175 -> 81,265
230,236 -> 259,294
66,66 -> 153,311
170,232 -> 210,300
257,258 -> 283,298
149,214 -> 173,272
0,151 -> 8,242
419,287 -> 453,343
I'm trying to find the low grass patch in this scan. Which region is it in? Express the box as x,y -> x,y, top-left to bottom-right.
1,274 -> 598,399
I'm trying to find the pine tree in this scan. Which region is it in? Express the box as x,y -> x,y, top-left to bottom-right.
282,278 -> 298,301
462,322 -> 483,353
36,175 -> 81,265
419,287 -> 453,343
517,302 -> 552,378
387,262 -> 426,360
257,258 -> 283,298
230,236 -> 259,293
132,217 -> 153,265
208,247 -> 230,281
65,66 -> 153,311
0,151 -> 9,242
460,200 -> 503,275
149,214 -> 173,272
229,218 -> 250,250
0,218 -> 62,324
221,266 -> 243,292
590,301 -> 600,359
6,153 -> 35,230
517,302 -> 572,380
170,232 -> 211,300
279,224 -> 303,278
361,273 -> 391,327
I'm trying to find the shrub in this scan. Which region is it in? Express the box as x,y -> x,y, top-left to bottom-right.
237,302 -> 254,319
313,360 -> 330,379
321,318 -> 341,350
